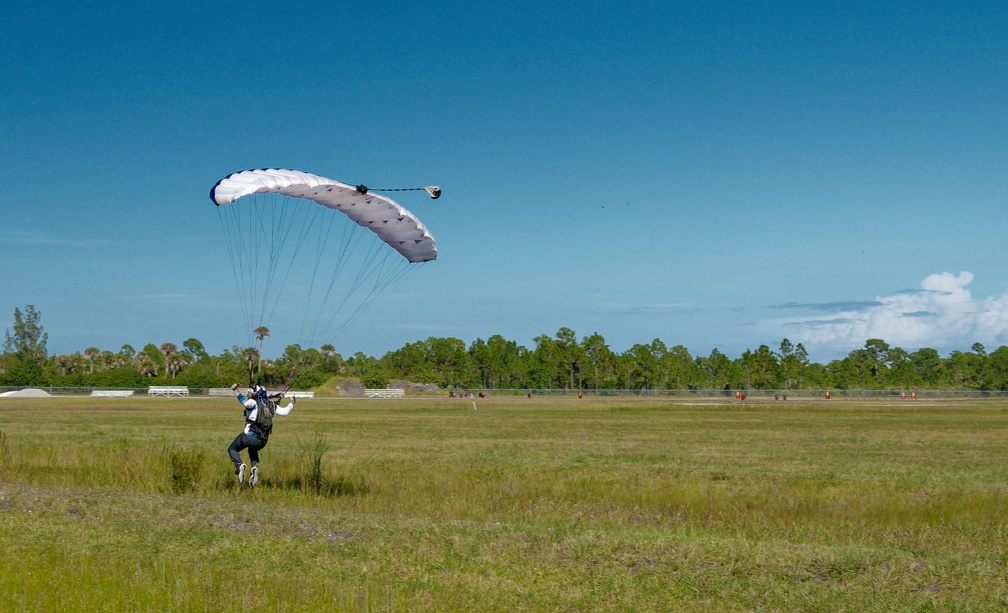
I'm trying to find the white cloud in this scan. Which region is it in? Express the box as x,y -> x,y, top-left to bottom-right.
0,230 -> 114,249
778,272 -> 1008,355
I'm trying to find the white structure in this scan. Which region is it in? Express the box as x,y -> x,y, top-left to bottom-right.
365,388 -> 405,398
90,390 -> 134,397
148,386 -> 189,397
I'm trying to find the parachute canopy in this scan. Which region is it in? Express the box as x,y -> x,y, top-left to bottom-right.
210,168 -> 437,263
209,168 -> 439,348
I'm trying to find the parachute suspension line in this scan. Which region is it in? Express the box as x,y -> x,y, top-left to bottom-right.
301,215 -> 376,344
313,233 -> 391,342
316,251 -> 392,343
223,194 -> 265,346
212,168 -> 438,353
233,199 -> 265,346
241,194 -> 271,338
217,204 -> 256,347
259,195 -> 325,335
297,215 -> 327,344
256,192 -> 289,329
253,192 -> 288,333
299,206 -> 354,344
323,255 -> 424,345
220,192 -> 308,346
245,194 -> 271,336
310,214 -> 429,345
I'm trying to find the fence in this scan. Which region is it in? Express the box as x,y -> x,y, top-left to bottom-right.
365,388 -> 406,398
0,386 -> 320,398
4,386 -> 1008,400
442,388 -> 1008,400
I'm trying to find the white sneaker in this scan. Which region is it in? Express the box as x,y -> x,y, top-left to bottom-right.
237,463 -> 246,484
249,465 -> 259,486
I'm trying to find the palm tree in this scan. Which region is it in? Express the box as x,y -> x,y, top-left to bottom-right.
84,347 -> 101,374
159,343 -> 182,379
240,346 -> 259,368
136,355 -> 159,377
166,354 -> 187,379
159,343 -> 178,361
253,326 -> 270,374
53,354 -> 74,376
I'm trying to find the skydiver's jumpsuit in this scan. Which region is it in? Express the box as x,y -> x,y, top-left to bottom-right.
228,392 -> 294,470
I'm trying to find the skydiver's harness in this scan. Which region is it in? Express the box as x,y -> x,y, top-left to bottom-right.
246,395 -> 276,441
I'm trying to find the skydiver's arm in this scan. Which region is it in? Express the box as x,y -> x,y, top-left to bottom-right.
275,398 -> 294,416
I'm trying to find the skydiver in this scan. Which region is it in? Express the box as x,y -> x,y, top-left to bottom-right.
227,382 -> 295,486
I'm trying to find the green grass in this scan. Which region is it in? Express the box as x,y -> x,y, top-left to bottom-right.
1,396 -> 1007,610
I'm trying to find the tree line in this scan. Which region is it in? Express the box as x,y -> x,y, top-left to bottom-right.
2,305 -> 1007,391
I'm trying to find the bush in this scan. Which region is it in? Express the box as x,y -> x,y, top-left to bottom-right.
173,366 -> 228,389
168,447 -> 205,494
291,369 -> 326,390
361,371 -> 389,389
263,433 -> 370,497
88,367 -> 143,388
0,431 -> 10,468
305,432 -> 328,495
0,360 -> 48,386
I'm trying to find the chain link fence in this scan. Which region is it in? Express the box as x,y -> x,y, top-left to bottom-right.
2,386 -> 1008,400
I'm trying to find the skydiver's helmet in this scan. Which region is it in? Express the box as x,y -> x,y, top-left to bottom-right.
248,384 -> 267,400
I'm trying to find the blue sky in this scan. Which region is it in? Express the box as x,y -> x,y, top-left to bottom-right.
2,1 -> 1006,363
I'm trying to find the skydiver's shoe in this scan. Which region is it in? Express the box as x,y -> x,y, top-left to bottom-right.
249,465 -> 259,487
237,463 -> 246,484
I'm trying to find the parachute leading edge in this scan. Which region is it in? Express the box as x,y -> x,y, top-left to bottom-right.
210,168 -> 437,263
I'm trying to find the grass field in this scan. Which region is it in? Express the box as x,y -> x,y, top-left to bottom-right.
1,394 -> 1006,611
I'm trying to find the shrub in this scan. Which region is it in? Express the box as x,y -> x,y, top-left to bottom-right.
88,367 -> 143,388
263,433 -> 370,496
0,431 -> 10,468
168,447 -> 205,494
305,432 -> 329,495
291,369 -> 326,390
361,371 -> 389,389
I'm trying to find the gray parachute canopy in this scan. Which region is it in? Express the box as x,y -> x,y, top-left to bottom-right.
210,168 -> 437,263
